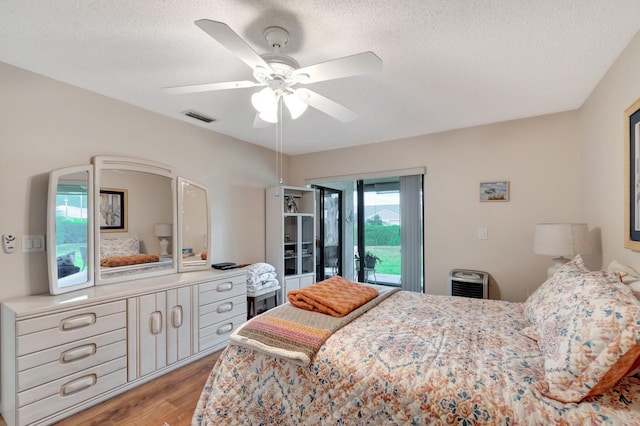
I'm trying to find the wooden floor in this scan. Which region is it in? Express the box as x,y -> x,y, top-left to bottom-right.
0,351 -> 221,426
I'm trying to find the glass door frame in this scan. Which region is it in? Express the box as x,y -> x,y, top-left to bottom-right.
314,185 -> 343,281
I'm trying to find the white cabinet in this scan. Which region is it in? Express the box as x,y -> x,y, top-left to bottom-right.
127,286 -> 192,379
1,301 -> 127,426
284,274 -> 315,293
266,186 -> 316,301
1,269 -> 246,426
196,274 -> 247,352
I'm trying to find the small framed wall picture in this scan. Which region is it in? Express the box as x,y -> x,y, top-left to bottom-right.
480,181 -> 510,202
99,188 -> 128,232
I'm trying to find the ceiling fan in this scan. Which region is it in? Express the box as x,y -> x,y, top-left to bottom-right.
163,19 -> 382,125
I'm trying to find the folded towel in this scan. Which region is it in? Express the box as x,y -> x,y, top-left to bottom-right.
247,263 -> 276,281
287,276 -> 379,317
247,278 -> 280,293
247,271 -> 277,285
247,285 -> 281,298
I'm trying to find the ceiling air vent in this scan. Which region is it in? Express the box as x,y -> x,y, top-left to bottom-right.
182,109 -> 215,123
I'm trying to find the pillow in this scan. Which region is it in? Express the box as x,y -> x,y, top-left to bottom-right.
629,281 -> 640,299
100,235 -> 139,260
523,255 -> 588,327
57,251 -> 75,266
607,260 -> 640,284
535,269 -> 640,402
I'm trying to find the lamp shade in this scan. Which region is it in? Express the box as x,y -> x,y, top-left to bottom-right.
534,223 -> 590,256
154,223 -> 172,238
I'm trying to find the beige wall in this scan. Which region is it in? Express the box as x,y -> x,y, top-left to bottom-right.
3,27 -> 640,303
0,62 -> 286,300
581,29 -> 640,271
290,112 -> 584,301
289,28 -> 640,302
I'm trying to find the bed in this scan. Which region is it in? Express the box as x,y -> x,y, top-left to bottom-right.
192,258 -> 640,425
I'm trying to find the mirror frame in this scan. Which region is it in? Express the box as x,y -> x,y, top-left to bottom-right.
47,165 -> 94,295
177,177 -> 211,272
94,156 -> 177,286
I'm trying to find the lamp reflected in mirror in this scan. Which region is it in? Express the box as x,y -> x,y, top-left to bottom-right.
154,223 -> 172,256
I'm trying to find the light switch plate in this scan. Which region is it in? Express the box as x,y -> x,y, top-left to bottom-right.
478,227 -> 488,240
22,235 -> 45,252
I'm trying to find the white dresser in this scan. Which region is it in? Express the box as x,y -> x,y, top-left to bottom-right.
1,269 -> 246,426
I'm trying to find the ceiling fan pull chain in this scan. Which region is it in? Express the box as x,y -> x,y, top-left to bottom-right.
278,95 -> 284,187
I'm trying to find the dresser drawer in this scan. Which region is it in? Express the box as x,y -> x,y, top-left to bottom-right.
199,276 -> 246,303
199,313 -> 246,352
16,356 -> 127,425
17,328 -> 127,392
16,301 -> 126,356
199,294 -> 246,325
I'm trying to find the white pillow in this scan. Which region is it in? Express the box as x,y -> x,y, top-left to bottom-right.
100,235 -> 140,259
607,260 -> 640,284
628,281 -> 640,299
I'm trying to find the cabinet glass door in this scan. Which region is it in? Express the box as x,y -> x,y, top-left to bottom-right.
300,215 -> 314,274
284,215 -> 297,276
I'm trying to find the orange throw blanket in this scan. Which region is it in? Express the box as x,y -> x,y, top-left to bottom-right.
287,276 -> 379,317
100,254 -> 160,267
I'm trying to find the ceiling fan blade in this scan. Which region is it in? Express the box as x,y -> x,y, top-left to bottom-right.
295,88 -> 358,122
292,51 -> 382,84
195,19 -> 272,72
162,80 -> 263,94
252,112 -> 271,128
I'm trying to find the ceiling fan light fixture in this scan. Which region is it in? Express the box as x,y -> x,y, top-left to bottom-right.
284,92 -> 308,120
251,87 -> 277,112
258,109 -> 278,123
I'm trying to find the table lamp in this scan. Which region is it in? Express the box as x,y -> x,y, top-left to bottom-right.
154,223 -> 172,256
534,223 -> 590,278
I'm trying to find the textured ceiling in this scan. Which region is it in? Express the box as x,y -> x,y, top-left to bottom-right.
1,1 -> 640,155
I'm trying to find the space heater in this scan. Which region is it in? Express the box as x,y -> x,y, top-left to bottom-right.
448,269 -> 489,299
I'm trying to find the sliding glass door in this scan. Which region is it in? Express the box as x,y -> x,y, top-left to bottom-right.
355,178 -> 402,286
314,173 -> 423,292
315,186 -> 342,281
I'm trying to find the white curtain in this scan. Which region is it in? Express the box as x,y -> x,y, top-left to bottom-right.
400,175 -> 423,292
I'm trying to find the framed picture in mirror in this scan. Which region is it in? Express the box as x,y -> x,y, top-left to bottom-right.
99,188 -> 127,232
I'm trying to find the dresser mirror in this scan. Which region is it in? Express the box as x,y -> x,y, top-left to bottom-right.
178,177 -> 210,272
94,156 -> 177,285
47,156 -> 213,294
47,165 -> 94,295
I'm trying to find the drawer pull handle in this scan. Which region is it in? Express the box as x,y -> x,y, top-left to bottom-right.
60,374 -> 96,397
61,344 -> 96,363
216,282 -> 233,292
171,305 -> 183,328
60,313 -> 96,331
217,302 -> 233,313
150,311 -> 163,335
216,323 -> 234,335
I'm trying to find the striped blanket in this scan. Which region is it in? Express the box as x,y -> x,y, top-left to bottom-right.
231,284 -> 399,365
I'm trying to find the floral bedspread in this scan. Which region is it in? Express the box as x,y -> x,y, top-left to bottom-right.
192,292 -> 640,425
